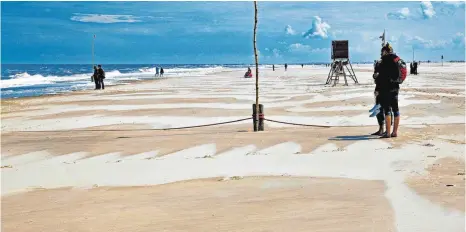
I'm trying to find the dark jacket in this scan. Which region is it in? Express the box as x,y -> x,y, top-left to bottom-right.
97,68 -> 105,79
93,68 -> 98,80
373,60 -> 382,92
376,53 -> 400,93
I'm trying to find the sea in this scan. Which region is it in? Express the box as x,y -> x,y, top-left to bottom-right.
0,64 -> 252,99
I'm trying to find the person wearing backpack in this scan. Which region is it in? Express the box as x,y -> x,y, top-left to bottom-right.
377,43 -> 407,138
97,64 -> 106,90
91,66 -> 100,90
370,60 -> 393,136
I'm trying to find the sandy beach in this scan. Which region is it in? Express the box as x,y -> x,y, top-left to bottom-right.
1,63 -> 465,231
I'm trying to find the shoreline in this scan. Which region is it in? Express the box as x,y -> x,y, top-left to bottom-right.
1,66 -> 238,102
2,61 -> 464,102
1,76 -> 170,102
0,68 -> 245,116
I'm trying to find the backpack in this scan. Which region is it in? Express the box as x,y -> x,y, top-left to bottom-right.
392,56 -> 407,84
100,70 -> 106,79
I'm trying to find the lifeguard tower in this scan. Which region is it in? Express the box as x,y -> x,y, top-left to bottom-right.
325,40 -> 358,86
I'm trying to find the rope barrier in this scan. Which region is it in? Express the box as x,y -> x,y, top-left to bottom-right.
5,116 -> 464,133
263,118 -> 464,128
8,117 -> 252,133
263,118 -> 331,128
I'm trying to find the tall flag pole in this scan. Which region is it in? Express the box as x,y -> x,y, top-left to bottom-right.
92,35 -> 96,68
379,29 -> 386,47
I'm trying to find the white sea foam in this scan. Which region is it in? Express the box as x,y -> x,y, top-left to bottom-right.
1,66 -> 234,89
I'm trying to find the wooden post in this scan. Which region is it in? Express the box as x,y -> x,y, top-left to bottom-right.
252,104 -> 264,131
253,1 -> 260,132
259,104 -> 264,131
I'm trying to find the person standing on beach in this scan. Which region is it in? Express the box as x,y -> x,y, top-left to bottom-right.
301,64 -> 304,68
92,66 -> 100,90
285,63 -> 288,71
272,65 -> 275,71
371,60 -> 392,136
156,66 -> 160,77
377,43 -> 403,138
97,65 -> 105,90
160,67 -> 164,77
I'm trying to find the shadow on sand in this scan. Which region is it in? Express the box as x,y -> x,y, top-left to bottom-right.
328,135 -> 380,141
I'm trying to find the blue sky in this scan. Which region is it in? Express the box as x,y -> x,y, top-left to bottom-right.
1,1 -> 465,64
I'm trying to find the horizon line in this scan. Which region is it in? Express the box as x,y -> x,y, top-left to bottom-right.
3,60 -> 465,65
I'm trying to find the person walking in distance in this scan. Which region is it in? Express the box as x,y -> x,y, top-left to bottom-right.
92,66 -> 100,90
377,43 -> 406,138
155,66 -> 160,77
97,64 -> 106,90
284,63 -> 288,71
160,67 -> 164,77
272,64 -> 275,71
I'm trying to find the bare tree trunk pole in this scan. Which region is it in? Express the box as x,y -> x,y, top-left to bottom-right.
253,1 -> 259,132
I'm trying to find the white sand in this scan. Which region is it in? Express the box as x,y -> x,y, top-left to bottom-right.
2,139 -> 464,231
2,63 -> 465,231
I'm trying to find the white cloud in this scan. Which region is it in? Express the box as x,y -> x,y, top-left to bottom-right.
361,31 -> 386,44
389,36 -> 398,44
332,30 -> 353,35
311,47 -> 330,53
265,48 -> 270,51
350,46 -> 366,53
412,36 -> 448,49
421,1 -> 436,19
70,13 -> 142,23
272,48 -> 281,57
451,32 -> 465,47
117,27 -> 150,34
395,33 -> 464,51
284,25 -> 296,35
288,43 -> 328,53
399,34 -> 448,49
289,43 -> 312,52
331,30 -> 355,39
443,1 -> 464,7
199,27 -> 214,33
387,7 -> 410,19
303,16 -> 331,39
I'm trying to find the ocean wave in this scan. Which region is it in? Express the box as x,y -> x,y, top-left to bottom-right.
3,72 -> 89,89
1,66 -> 233,90
3,72 -> 56,88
